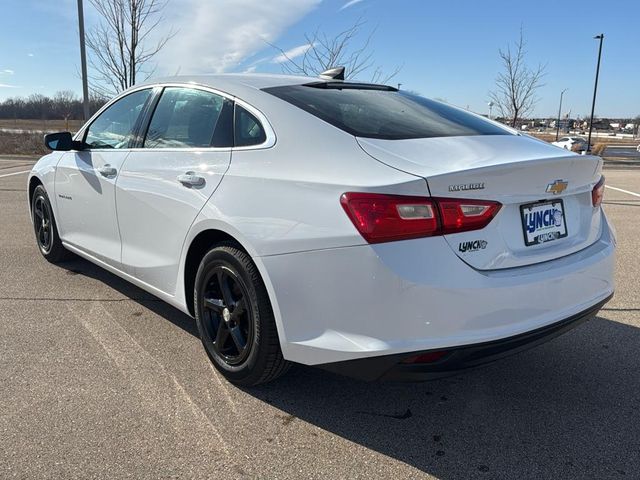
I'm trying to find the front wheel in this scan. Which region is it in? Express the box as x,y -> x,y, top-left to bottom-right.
194,243 -> 289,386
31,185 -> 74,263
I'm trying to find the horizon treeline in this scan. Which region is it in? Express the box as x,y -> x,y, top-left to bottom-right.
0,91 -> 108,121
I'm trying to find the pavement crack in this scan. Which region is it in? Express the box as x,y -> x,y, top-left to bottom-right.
357,408 -> 413,420
0,296 -> 162,303
602,307 -> 640,312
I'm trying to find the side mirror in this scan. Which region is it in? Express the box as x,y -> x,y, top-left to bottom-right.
44,132 -> 85,151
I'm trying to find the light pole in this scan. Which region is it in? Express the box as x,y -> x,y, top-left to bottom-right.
555,88 -> 568,141
587,34 -> 604,153
487,101 -> 494,120
77,0 -> 90,121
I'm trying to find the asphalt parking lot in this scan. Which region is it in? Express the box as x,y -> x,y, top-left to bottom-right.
1,157 -> 639,479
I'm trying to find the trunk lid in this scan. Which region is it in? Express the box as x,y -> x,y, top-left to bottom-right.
357,134 -> 603,270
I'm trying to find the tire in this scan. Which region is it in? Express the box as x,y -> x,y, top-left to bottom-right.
31,185 -> 74,263
194,243 -> 289,386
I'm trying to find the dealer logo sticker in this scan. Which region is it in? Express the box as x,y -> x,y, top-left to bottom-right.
458,240 -> 488,253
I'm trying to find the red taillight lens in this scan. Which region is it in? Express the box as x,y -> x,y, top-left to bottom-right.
436,198 -> 502,234
340,192 -> 440,244
401,350 -> 449,364
341,192 -> 502,243
592,175 -> 605,207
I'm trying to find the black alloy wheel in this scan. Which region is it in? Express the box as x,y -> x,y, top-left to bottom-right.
33,195 -> 53,255
194,243 -> 289,386
31,185 -> 73,263
202,265 -> 254,366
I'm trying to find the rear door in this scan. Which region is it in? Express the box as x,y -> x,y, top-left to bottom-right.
55,88 -> 152,268
116,86 -> 234,295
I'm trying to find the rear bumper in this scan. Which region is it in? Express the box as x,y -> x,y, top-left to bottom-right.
318,294 -> 612,381
259,213 -> 615,366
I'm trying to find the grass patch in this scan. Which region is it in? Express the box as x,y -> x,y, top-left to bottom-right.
0,118 -> 83,132
0,131 -> 49,155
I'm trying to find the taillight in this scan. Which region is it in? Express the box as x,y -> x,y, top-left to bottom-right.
340,192 -> 501,243
592,175 -> 605,207
340,193 -> 439,244
437,198 -> 502,234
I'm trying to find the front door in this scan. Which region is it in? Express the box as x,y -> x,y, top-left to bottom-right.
54,88 -> 153,268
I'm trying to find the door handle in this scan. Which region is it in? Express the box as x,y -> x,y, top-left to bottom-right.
177,171 -> 205,187
97,164 -> 117,177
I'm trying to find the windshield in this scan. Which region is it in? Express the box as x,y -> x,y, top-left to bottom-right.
263,83 -> 511,140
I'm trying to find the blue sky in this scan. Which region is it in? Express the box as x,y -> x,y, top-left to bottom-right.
1,0 -> 638,117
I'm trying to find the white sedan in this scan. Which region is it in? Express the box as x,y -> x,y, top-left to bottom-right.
28,71 -> 615,385
552,136 -> 589,152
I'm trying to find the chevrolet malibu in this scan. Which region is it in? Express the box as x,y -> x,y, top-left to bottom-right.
28,71 -> 615,385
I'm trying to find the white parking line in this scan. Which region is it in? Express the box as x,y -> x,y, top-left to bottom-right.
0,170 -> 30,178
606,185 -> 640,198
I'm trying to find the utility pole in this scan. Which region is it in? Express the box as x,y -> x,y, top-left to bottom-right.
77,0 -> 90,122
587,34 -> 604,153
556,88 -> 568,141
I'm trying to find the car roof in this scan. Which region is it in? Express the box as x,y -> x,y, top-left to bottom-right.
136,73 -> 318,99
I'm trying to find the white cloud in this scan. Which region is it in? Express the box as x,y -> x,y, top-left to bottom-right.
0,84 -> 19,88
153,0 -> 321,75
27,53 -> 34,57
272,43 -> 313,64
339,0 -> 365,11
243,65 -> 257,73
0,69 -> 14,75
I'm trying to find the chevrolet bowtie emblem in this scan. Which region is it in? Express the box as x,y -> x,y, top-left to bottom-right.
546,179 -> 568,195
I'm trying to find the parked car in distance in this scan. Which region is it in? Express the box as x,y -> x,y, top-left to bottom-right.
552,136 -> 588,152
28,70 -> 615,385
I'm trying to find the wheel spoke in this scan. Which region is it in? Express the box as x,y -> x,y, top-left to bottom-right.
231,298 -> 246,320
34,204 -> 43,221
228,324 -> 246,352
204,297 -> 225,312
216,270 -> 235,307
214,321 -> 230,347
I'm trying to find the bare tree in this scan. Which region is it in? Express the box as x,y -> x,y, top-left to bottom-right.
53,90 -> 77,130
86,0 -> 174,96
272,18 -> 401,84
489,30 -> 545,127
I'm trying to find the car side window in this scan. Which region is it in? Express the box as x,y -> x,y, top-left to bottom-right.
84,89 -> 151,149
143,87 -> 233,148
234,105 -> 266,147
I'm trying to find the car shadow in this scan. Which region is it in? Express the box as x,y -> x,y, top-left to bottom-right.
58,257 -> 638,478
246,316 -> 639,478
56,256 -> 199,337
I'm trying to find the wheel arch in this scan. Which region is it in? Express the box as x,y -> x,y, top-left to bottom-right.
180,223 -> 287,355
28,175 -> 43,212
183,229 -> 246,317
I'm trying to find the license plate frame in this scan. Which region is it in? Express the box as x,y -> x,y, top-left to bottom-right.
520,199 -> 568,247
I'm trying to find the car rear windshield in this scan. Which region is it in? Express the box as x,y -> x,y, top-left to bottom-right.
263,83 -> 511,140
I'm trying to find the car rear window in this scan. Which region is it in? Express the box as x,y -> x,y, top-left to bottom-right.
263,83 -> 510,140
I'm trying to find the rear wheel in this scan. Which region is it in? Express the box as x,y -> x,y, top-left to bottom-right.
194,243 -> 289,386
31,185 -> 73,263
